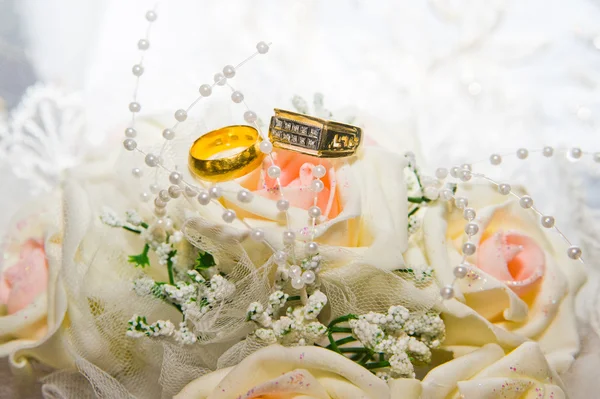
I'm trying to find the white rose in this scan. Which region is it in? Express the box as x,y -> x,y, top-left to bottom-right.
421,184 -> 586,373
175,344 -> 421,399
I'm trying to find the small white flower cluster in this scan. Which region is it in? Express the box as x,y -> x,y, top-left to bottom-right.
128,269 -> 236,345
127,315 -> 175,338
349,306 -> 445,379
100,207 -> 123,227
156,242 -> 174,266
408,214 -> 422,235
125,209 -> 143,226
398,265 -> 434,286
248,290 -> 328,346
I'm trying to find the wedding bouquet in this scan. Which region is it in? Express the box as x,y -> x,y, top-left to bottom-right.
1,4 -> 599,399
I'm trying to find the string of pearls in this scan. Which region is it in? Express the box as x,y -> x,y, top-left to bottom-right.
121,8 -> 326,297
433,146 -> 592,300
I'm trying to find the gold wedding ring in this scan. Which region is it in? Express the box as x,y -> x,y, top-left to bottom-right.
189,125 -> 265,182
269,109 -> 362,158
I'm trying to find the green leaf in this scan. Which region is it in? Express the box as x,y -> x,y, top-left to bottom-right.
167,250 -> 176,285
194,250 -> 216,270
128,244 -> 150,268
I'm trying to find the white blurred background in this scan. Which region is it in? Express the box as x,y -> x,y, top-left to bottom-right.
1,1 -> 600,396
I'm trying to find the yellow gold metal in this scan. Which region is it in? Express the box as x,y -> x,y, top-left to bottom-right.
268,109 -> 362,158
188,125 -> 265,182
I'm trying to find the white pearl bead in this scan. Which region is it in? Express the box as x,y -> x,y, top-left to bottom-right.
145,10 -> 157,21
162,128 -> 175,140
440,285 -> 454,300
450,167 -> 460,178
498,183 -> 511,195
132,168 -> 143,178
145,153 -> 159,167
222,210 -> 236,223
274,251 -> 287,264
276,199 -> 290,212
455,197 -> 468,209
439,189 -> 453,201
159,190 -> 170,202
313,165 -> 327,179
231,91 -> 244,103
453,265 -> 469,279
154,207 -> 166,217
164,218 -> 173,230
168,185 -> 182,198
541,215 -> 555,228
291,277 -> 304,290
132,64 -> 144,76
543,146 -> 554,157
237,189 -> 253,203
155,198 -> 166,208
462,242 -> 476,255
308,206 -> 321,219
259,140 -> 273,154
490,154 -> 502,165
267,165 -> 281,178
123,139 -> 137,151
250,228 -> 265,241
519,195 -> 533,209
569,147 -> 582,160
435,168 -> 448,179
184,186 -> 198,198
461,163 -> 472,171
137,39 -> 149,50
213,73 -> 227,86
463,208 -> 476,221
593,152 -> 600,163
567,245 -> 582,260
197,191 -> 211,205
140,192 -> 150,202
465,223 -> 479,236
256,41 -> 269,54
129,102 -> 141,112
283,230 -> 296,244
223,65 -> 236,78
150,184 -> 160,194
310,180 -> 324,193
169,171 -> 182,184
174,109 -> 187,122
199,84 -> 212,97
244,110 -> 257,123
209,186 -> 222,199
302,270 -> 316,284
459,169 -> 472,182
125,127 -> 137,138
289,265 -> 302,276
306,242 -> 319,255
517,148 -> 529,159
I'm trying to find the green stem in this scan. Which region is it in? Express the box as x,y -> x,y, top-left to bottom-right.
141,222 -> 149,229
166,251 -> 176,285
379,353 -> 385,362
328,314 -> 358,328
327,333 -> 339,353
326,336 -> 356,349
407,196 -> 430,204
358,351 -> 374,365
329,327 -> 353,334
350,353 -> 363,361
365,361 -> 391,370
286,295 -> 301,303
339,347 -> 371,353
122,226 -> 141,234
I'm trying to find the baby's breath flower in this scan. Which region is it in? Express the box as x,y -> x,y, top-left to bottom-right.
100,207 -> 122,227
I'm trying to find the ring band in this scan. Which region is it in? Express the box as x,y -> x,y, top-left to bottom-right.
269,109 -> 362,158
188,125 -> 265,182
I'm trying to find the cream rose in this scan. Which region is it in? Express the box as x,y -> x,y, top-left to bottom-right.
175,344 -> 421,399
421,342 -> 566,398
422,184 -> 586,373
182,145 -> 411,270
0,193 -> 71,379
